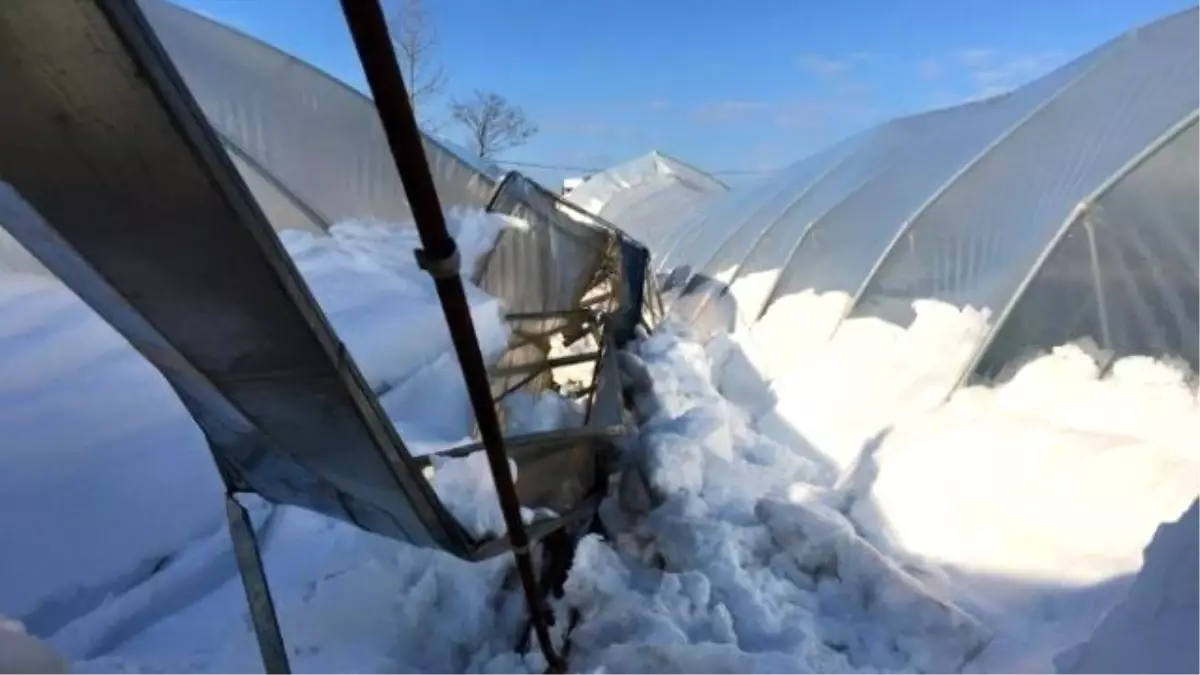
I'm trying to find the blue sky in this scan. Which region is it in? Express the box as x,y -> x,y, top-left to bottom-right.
177,0 -> 1195,186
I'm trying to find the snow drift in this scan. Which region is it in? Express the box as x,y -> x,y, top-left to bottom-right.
0,210 -> 509,632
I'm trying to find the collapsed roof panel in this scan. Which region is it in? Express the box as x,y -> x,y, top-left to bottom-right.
0,0 -> 465,551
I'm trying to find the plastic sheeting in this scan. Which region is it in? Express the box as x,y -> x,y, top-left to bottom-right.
1,0 -> 501,277
972,116 -> 1199,380
566,151 -> 728,252
766,41 -> 1107,321
665,133 -> 871,285
620,7 -> 1199,381
852,7 -> 1197,329
139,0 -> 498,230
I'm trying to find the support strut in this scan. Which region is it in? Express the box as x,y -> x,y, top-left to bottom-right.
335,1 -> 565,671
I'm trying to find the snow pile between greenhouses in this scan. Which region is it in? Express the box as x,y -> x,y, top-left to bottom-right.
717,287 -> 1199,672
559,328 -> 991,673
766,297 -> 991,472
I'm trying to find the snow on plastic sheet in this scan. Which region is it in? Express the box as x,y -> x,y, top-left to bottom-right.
66,506 -> 525,674
0,274 -> 225,629
280,213 -> 512,454
562,328 -> 989,673
0,209 -> 511,635
277,210 -> 509,403
1054,499 -> 1199,675
426,390 -> 580,538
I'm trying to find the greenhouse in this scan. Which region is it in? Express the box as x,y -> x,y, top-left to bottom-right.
571,6 -> 1199,386
565,150 -> 730,250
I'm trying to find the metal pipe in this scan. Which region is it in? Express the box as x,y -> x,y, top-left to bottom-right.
336,1 -> 564,670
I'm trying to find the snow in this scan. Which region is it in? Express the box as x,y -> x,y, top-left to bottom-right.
0,209 -> 512,632
1055,499 -> 1199,674
713,288 -> 1198,672
0,615 -> 70,673
279,213 -> 512,453
0,274 -> 223,633
564,328 -> 991,673
765,296 -> 992,473
3,200 -> 1196,675
570,282 -> 1195,673
69,505 -> 526,674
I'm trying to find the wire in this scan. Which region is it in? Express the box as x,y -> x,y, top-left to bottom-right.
493,158 -> 783,176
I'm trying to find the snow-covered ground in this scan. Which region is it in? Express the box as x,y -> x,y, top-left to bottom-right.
744,288 -> 1199,672
1,219 -> 1196,673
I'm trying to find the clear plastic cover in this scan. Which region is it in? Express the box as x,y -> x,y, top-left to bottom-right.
851,9 -> 1198,329
726,119 -> 935,320
768,42 -> 1111,316
974,119 -> 1199,379
691,133 -> 871,284
654,183 -> 767,272
139,0 -> 496,230
663,190 -> 781,280
565,151 -> 728,259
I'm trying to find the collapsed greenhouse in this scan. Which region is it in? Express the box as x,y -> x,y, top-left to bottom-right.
0,0 -> 1196,673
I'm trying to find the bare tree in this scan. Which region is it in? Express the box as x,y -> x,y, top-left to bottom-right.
449,90 -> 538,160
388,0 -> 447,130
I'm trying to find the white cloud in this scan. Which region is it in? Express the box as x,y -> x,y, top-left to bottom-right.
774,98 -> 870,130
944,48 -> 1066,99
917,57 -> 943,81
797,54 -> 854,78
689,100 -> 768,124
957,48 -> 998,68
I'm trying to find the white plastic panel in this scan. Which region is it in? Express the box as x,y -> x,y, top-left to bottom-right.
600,175 -> 718,251
659,172 -> 795,275
974,118 -> 1199,379
691,133 -> 872,285
653,177 -> 778,273
568,151 -> 725,216
851,8 -> 1198,333
565,151 -> 727,262
767,41 -> 1113,321
139,0 -> 495,228
727,118 -> 935,320
226,151 -> 327,234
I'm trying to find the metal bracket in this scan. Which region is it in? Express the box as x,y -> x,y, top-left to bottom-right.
414,245 -> 461,279
226,494 -> 291,674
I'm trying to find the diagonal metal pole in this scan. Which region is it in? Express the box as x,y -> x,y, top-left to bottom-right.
336,1 -> 564,671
